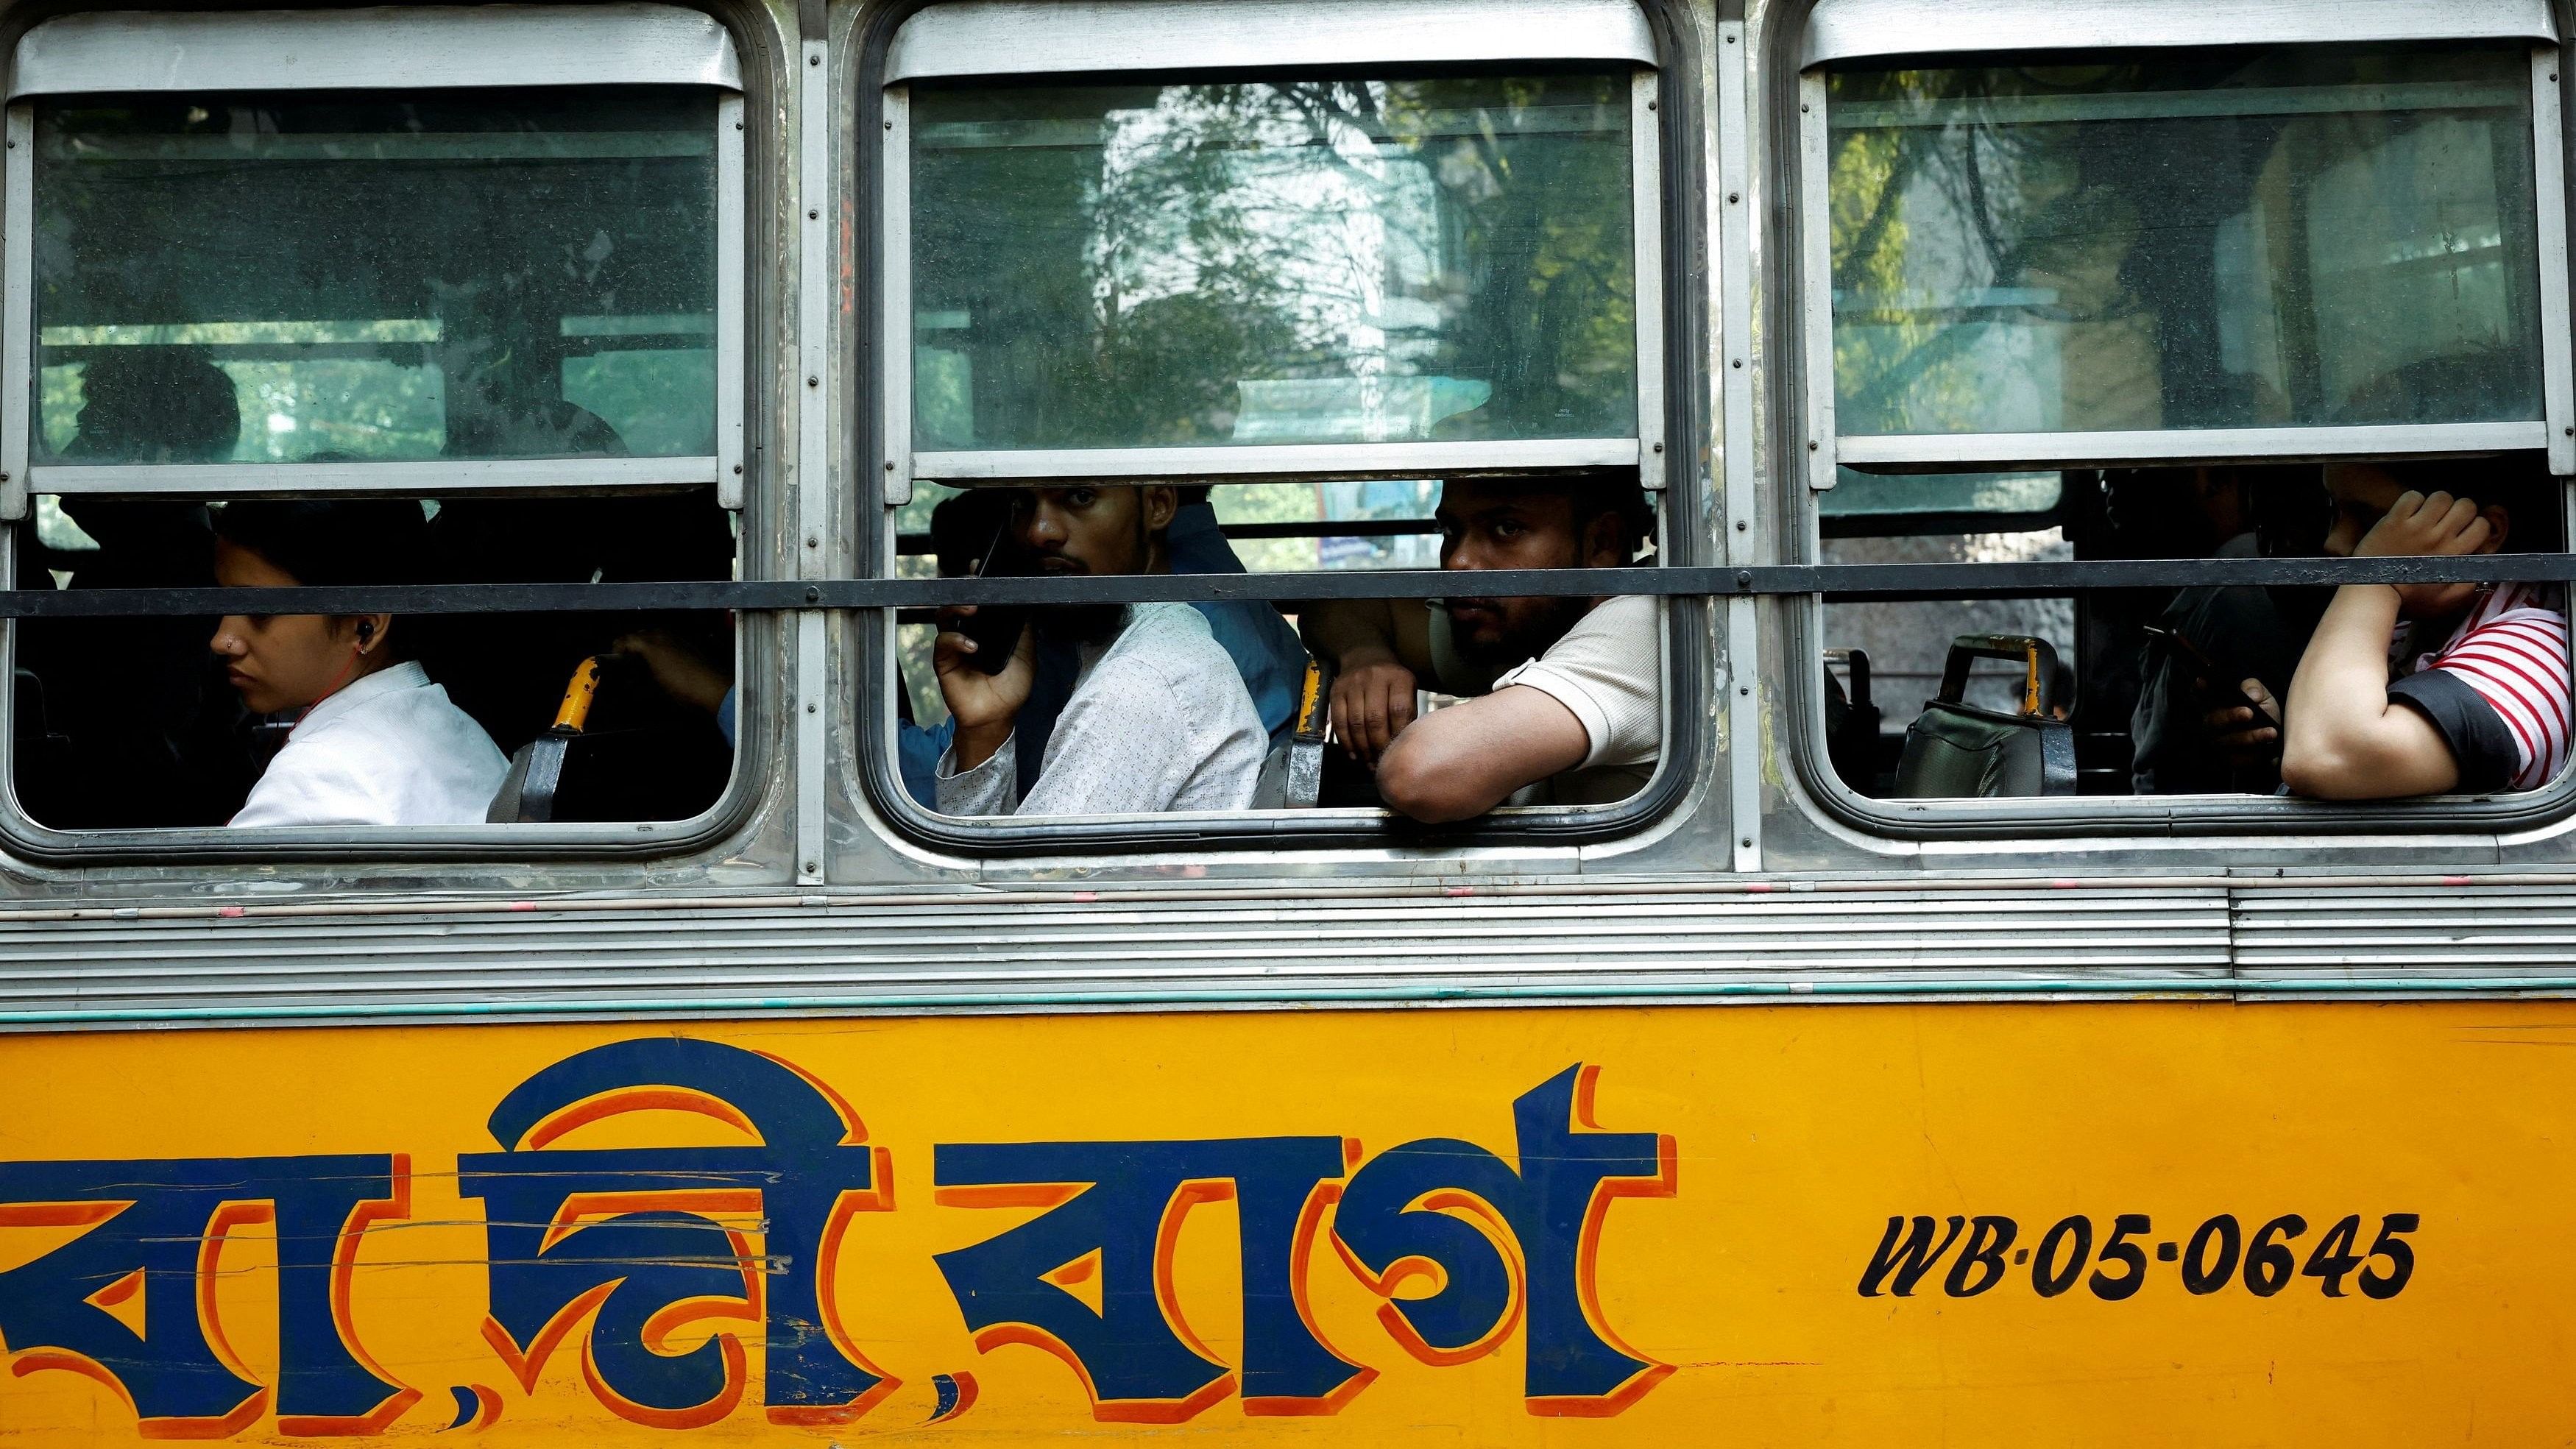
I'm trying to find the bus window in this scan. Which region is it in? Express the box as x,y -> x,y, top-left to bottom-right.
3,5 -> 750,846
1794,13 -> 2576,823
34,88 -> 718,464
908,74 -> 1636,453
1822,46 -> 2542,445
874,2 -> 1693,846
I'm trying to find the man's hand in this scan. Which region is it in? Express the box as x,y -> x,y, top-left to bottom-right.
934,605 -> 1035,770
612,629 -> 731,717
1330,645 -> 1419,764
2200,676 -> 2282,771
2354,489 -> 2499,616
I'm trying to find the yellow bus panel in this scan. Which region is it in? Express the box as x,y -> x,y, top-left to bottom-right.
0,1002 -> 2555,1445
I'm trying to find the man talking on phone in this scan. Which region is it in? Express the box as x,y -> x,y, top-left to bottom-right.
932,484 -> 1267,816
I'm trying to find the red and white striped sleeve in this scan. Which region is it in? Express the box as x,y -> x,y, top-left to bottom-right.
2428,603 -> 2572,790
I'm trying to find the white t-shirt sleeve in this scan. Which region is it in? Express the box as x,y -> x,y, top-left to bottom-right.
1489,595 -> 1663,770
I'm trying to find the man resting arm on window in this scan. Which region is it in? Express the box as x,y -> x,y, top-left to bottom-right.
2249,464 -> 2571,800
1368,476 -> 1660,822
932,483 -> 1267,817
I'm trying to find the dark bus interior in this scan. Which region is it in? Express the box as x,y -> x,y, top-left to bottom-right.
1820,454 -> 2568,803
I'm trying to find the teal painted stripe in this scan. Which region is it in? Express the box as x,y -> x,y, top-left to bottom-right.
1,974 -> 2569,1027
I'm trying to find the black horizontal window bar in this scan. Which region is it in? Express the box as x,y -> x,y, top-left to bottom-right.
5,554 -> 2572,617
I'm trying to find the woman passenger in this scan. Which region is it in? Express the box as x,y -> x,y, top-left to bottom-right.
211,499 -> 508,826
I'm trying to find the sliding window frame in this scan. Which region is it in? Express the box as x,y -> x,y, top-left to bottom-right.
849,0 -> 1716,856
0,4 -> 771,862
1770,0 -> 2576,842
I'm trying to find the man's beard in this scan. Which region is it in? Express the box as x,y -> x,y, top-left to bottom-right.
1035,601 -> 1127,648
1447,594 -> 1588,672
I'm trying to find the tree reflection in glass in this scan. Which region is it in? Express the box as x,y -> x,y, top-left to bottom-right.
910,73 -> 1638,450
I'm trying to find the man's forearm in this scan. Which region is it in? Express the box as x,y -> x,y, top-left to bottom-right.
1376,686 -> 1590,823
2281,584 -> 2455,798
2289,584 -> 2402,726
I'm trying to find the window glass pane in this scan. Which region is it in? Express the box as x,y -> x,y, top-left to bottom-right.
1826,46 -> 2543,436
911,73 -> 1637,450
1211,481 -> 1446,572
1821,468 -> 2062,531
34,88 -> 718,464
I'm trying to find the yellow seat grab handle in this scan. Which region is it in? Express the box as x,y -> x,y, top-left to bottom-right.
1293,658 -> 1329,742
551,656 -> 604,735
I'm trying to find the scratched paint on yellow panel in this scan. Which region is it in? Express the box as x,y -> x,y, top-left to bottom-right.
0,1002 -> 2569,1445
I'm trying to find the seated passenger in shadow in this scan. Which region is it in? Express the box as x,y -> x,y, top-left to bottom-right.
211,500 -> 507,827
1306,474 -> 1658,822
2128,465 -> 2329,795
424,465 -> 735,820
616,489 -> 994,812
2243,460 -> 2569,799
933,484 -> 1264,816
18,348 -> 252,827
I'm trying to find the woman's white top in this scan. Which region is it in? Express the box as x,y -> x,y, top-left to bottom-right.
230,660 -> 510,828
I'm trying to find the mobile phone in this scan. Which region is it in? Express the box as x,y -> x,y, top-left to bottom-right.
954,514 -> 1030,676
2142,624 -> 2265,718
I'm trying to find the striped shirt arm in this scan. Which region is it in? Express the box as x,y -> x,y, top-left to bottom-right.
2425,607 -> 2572,790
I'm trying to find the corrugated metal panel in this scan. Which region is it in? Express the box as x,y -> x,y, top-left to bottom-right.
2234,884 -> 2576,976
0,882 -> 2231,1026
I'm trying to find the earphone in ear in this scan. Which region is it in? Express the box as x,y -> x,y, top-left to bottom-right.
355,619 -> 376,651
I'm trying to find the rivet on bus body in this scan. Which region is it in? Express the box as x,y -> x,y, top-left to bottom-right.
809,209 -> 820,219
1727,192 -> 1740,204
811,54 -> 822,65
1652,442 -> 1663,453
733,464 -> 744,474
1737,520 -> 1749,532
807,535 -> 819,548
1731,358 -> 1742,367
1646,100 -> 1657,110
807,702 -> 818,714
808,375 -> 820,386
885,461 -> 896,470
1806,439 -> 1818,450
